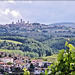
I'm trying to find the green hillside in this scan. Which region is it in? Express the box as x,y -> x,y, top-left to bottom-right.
0,36 -> 52,57
0,23 -> 75,58
0,49 -> 39,58
37,54 -> 57,62
0,39 -> 22,44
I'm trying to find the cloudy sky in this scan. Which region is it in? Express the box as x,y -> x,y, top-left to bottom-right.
0,1 -> 75,24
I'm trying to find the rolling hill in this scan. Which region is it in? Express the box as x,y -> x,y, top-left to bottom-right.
49,22 -> 75,27
0,36 -> 52,57
0,22 -> 75,57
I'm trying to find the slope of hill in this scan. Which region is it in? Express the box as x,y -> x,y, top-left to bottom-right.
42,37 -> 75,53
38,54 -> 57,62
0,39 -> 22,44
0,22 -> 75,42
0,36 -> 52,57
49,22 -> 75,27
0,22 -> 75,57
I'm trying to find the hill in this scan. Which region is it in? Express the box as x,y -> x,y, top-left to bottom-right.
0,36 -> 52,57
0,21 -> 75,41
42,37 -> 75,53
0,21 -> 75,42
37,54 -> 57,62
0,21 -> 75,57
0,39 -> 22,44
49,22 -> 75,27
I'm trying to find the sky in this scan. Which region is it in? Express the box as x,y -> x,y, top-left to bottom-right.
0,1 -> 75,24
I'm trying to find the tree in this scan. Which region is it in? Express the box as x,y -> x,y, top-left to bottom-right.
29,63 -> 34,72
40,72 -> 44,75
46,42 -> 75,75
4,72 -> 9,75
44,63 -> 47,68
7,62 -> 12,65
5,53 -> 7,57
38,51 -> 41,57
46,50 -> 51,56
0,55 -> 3,58
9,54 -> 12,57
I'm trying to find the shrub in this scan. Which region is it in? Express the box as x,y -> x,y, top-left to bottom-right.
46,42 -> 75,75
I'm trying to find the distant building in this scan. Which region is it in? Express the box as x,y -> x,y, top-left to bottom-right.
23,21 -> 25,25
16,22 -> 18,24
1,57 -> 13,63
11,19 -> 31,26
27,21 -> 29,24
20,19 -> 22,24
18,20 -> 19,24
12,22 -> 14,25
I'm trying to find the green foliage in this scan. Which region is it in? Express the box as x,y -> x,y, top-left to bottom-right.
42,37 -> 67,53
0,39 -> 22,44
0,55 -> 3,58
46,42 -> 75,75
45,69 -> 48,75
0,36 -> 52,57
23,68 -> 30,75
7,62 -> 12,65
9,54 -> 12,57
0,49 -> 39,58
24,52 -> 39,58
41,54 -> 57,62
4,72 -> 9,75
0,23 -> 75,55
0,49 -> 24,56
29,63 -> 34,72
40,72 -> 44,75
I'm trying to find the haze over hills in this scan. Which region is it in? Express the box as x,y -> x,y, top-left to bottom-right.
49,22 -> 75,28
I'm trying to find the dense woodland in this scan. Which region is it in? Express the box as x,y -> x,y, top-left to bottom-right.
0,36 -> 52,57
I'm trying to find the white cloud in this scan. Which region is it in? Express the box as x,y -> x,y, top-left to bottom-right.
11,10 -> 21,18
4,0 -> 15,4
0,8 -> 21,18
1,8 -> 21,18
2,8 -> 10,15
0,8 -> 22,24
22,1 -> 32,4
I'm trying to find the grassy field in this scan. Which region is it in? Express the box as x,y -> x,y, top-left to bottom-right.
0,39 -> 22,44
0,49 -> 24,56
41,54 -> 57,62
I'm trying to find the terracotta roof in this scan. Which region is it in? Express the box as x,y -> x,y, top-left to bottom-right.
14,60 -> 24,64
31,59 -> 37,63
37,59 -> 43,62
31,59 -> 43,63
0,62 -> 6,64
3,57 -> 13,59
0,51 -> 5,53
23,56 -> 30,59
14,55 -> 22,57
15,61 -> 25,64
1,65 -> 13,67
0,58 -> 2,60
35,68 -> 48,70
